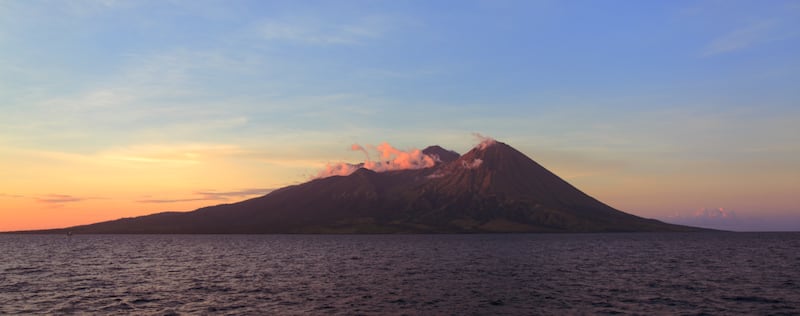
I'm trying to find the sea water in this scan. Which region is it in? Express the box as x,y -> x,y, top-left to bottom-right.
1,233 -> 799,315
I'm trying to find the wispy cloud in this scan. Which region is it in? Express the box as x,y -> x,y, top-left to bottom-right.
136,197 -> 213,204
40,88 -> 137,111
0,193 -> 25,199
37,50 -> 258,109
702,19 -> 779,56
9,49 -> 263,143
136,188 -> 273,204
62,0 -> 134,16
358,67 -> 443,79
257,16 -> 393,45
100,143 -> 245,164
36,194 -> 93,204
194,188 -> 275,199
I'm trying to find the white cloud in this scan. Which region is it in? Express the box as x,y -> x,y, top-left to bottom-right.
61,0 -> 137,16
0,142 -> 247,167
99,143 -> 245,164
0,49 -> 266,150
702,20 -> 779,56
257,16 -> 391,45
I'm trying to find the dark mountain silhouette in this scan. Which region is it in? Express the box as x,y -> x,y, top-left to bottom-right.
16,141 -> 704,234
422,145 -> 460,163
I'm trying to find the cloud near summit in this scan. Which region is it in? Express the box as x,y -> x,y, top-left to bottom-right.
314,134 -> 499,179
315,142 -> 436,179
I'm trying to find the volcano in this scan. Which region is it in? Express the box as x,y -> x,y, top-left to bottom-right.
22,140 -> 702,233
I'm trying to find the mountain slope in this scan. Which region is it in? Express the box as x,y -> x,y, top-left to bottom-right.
18,141 -> 704,234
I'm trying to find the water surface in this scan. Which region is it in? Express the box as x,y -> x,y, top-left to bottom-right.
1,233 -> 799,315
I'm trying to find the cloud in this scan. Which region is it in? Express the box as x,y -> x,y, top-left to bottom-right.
0,193 -> 25,199
257,16 -> 389,45
7,49 -> 262,151
137,188 -> 274,204
370,142 -> 435,170
253,158 -> 329,168
351,144 -> 370,162
702,20 -> 779,56
100,143 -> 245,164
315,162 -> 363,179
358,67 -> 443,79
662,208 -> 800,232
664,207 -> 742,230
193,188 -> 275,199
135,197 -> 210,204
315,142 -> 436,179
0,0 -> 132,21
36,194 -> 90,204
693,207 -> 737,219
472,133 -> 497,150
62,0 -> 135,16
41,88 -> 137,111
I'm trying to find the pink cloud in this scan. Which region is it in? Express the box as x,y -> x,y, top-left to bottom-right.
36,194 -> 87,204
315,142 -> 436,179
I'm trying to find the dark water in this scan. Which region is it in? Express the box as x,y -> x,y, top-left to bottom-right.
1,233 -> 799,315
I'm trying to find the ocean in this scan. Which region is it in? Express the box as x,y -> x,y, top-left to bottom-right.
1,233 -> 798,315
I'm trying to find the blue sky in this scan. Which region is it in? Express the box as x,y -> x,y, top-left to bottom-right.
1,0 -> 799,231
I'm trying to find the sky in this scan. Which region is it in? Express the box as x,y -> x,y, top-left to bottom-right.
1,0 -> 799,232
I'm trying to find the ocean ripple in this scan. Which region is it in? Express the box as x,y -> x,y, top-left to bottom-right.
1,233 -> 799,315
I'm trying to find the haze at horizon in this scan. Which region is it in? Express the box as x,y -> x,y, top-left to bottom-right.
1,0 -> 798,231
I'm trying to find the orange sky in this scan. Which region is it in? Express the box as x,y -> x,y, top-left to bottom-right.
1,139 -> 798,231
2,1 -> 799,231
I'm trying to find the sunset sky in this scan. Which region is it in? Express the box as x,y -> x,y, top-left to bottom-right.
1,1 -> 798,231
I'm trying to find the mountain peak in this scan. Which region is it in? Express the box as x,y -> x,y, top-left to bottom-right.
475,136 -> 498,150
423,145 -> 460,163
351,167 -> 377,176
436,140 -> 618,213
460,140 -> 526,168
